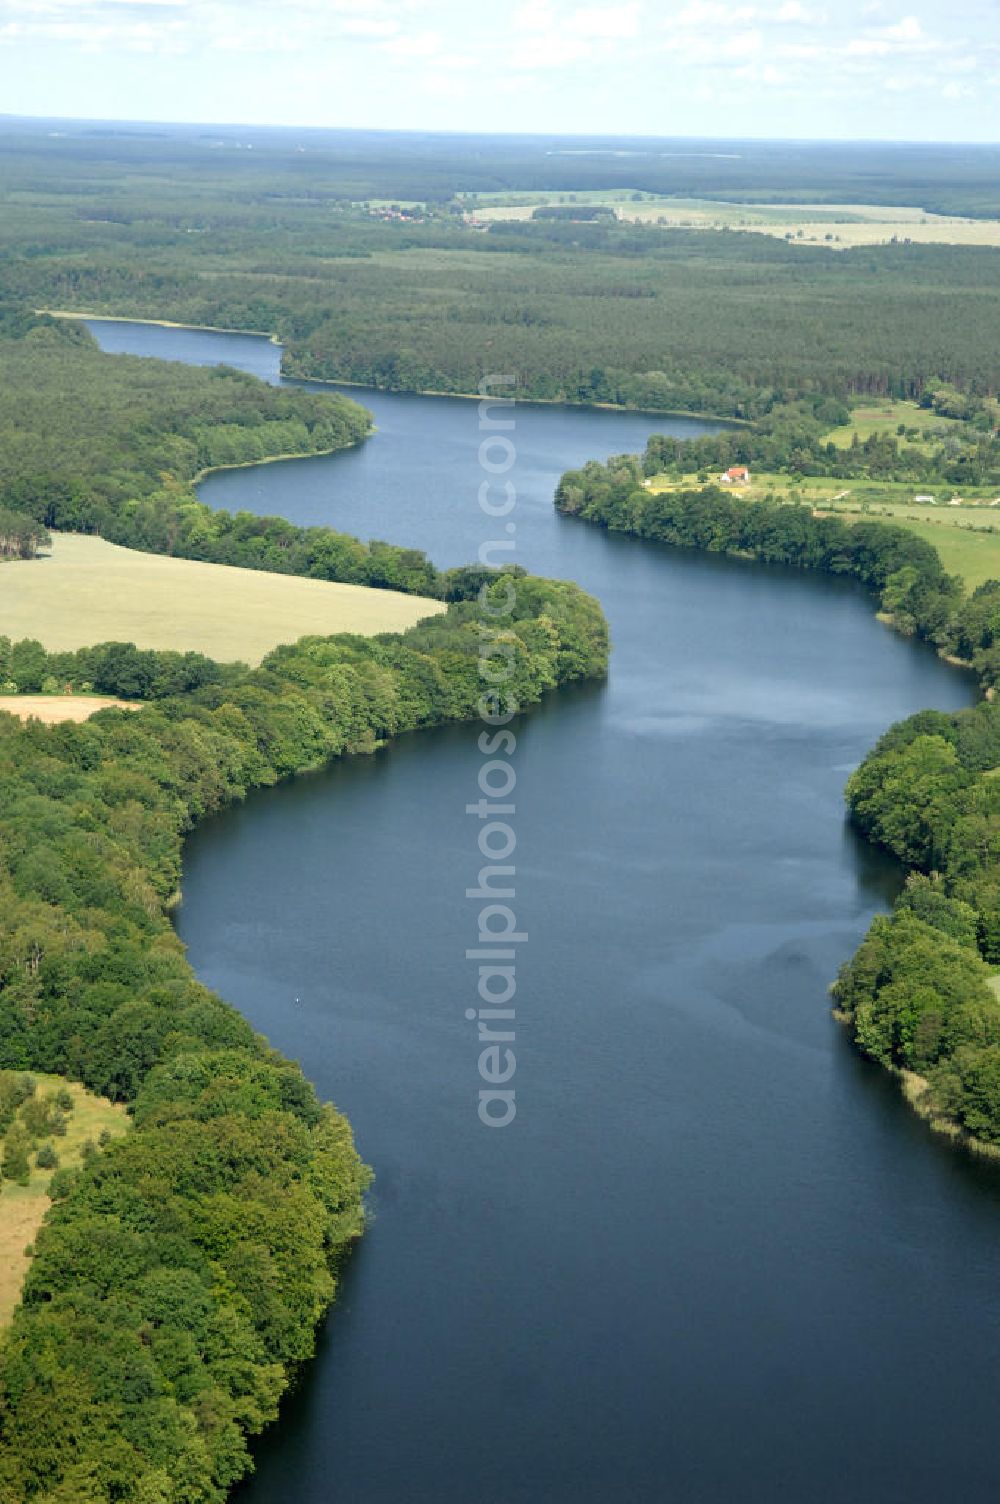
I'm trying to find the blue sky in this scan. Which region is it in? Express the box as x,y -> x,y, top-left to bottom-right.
0,0 -> 998,142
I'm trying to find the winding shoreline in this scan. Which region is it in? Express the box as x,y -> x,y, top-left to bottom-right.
40,308 -> 749,426
190,437 -> 372,485
38,308 -> 285,344
553,472 -> 1000,1155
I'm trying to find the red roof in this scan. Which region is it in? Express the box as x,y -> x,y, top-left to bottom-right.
726,465 -> 749,478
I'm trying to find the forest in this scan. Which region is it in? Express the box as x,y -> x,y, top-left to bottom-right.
0,316 -> 471,599
12,231 -> 1000,418
0,574 -> 609,1502
3,129 -> 1000,419
555,440 -> 1000,1143
3,122 -> 1000,215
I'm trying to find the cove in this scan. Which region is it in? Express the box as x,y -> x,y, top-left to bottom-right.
88,319 -> 1000,1504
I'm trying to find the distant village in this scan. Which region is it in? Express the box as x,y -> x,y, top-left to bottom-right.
361,204 -> 428,223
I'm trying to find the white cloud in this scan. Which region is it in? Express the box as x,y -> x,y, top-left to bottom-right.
508,35 -> 594,69
846,13 -> 937,56
511,2 -> 556,32
773,1 -> 820,20
382,28 -> 441,58
340,17 -> 398,37
505,2 -> 644,71
573,2 -> 641,38
882,14 -> 924,39
0,0 -> 413,52
672,1 -> 757,24
662,24 -> 763,62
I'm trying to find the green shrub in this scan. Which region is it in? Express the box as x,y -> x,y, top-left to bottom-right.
2,1126 -> 32,1186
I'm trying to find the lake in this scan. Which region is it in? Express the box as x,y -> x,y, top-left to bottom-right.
89,319 -> 1000,1504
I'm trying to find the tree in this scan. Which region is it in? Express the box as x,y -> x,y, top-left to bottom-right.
21,1096 -> 51,1137
3,1125 -> 32,1185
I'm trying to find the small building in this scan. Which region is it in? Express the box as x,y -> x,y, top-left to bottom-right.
721,465 -> 751,486
914,494 -> 935,504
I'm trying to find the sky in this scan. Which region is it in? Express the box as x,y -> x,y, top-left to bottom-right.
0,0 -> 998,143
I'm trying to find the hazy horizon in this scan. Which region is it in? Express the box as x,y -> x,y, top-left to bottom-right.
2,113 -> 997,151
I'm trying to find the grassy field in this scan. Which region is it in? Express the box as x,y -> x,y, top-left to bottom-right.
0,1075 -> 129,1326
857,514 -> 1000,590
819,400 -> 963,450
2,534 -> 445,664
645,471 -> 1000,589
466,193 -> 1000,249
644,470 -> 999,506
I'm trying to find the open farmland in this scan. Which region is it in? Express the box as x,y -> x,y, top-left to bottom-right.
1,533 -> 446,663
467,193 -> 1000,248
0,694 -> 140,724
644,472 -> 1000,590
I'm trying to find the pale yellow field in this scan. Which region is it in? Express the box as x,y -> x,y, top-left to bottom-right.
742,219 -> 1000,249
0,1075 -> 129,1326
0,694 -> 140,724
1,534 -> 445,663
470,197 -> 1000,250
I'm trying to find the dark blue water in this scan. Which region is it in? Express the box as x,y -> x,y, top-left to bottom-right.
88,314 -> 695,561
89,320 -> 998,1504
85,317 -> 283,382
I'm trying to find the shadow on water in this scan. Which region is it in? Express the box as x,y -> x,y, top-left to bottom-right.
841,817 -> 911,912
231,1241 -> 371,1500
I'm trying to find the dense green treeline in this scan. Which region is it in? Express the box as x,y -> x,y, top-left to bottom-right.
556,444 -> 1000,676
835,708 -> 1000,1144
0,317 -> 372,522
555,455 -> 966,654
0,637 -> 233,700
0,510 -> 49,562
0,318 -> 484,600
642,391 -> 1000,489
0,573 -> 609,1502
555,446 -> 1000,1144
